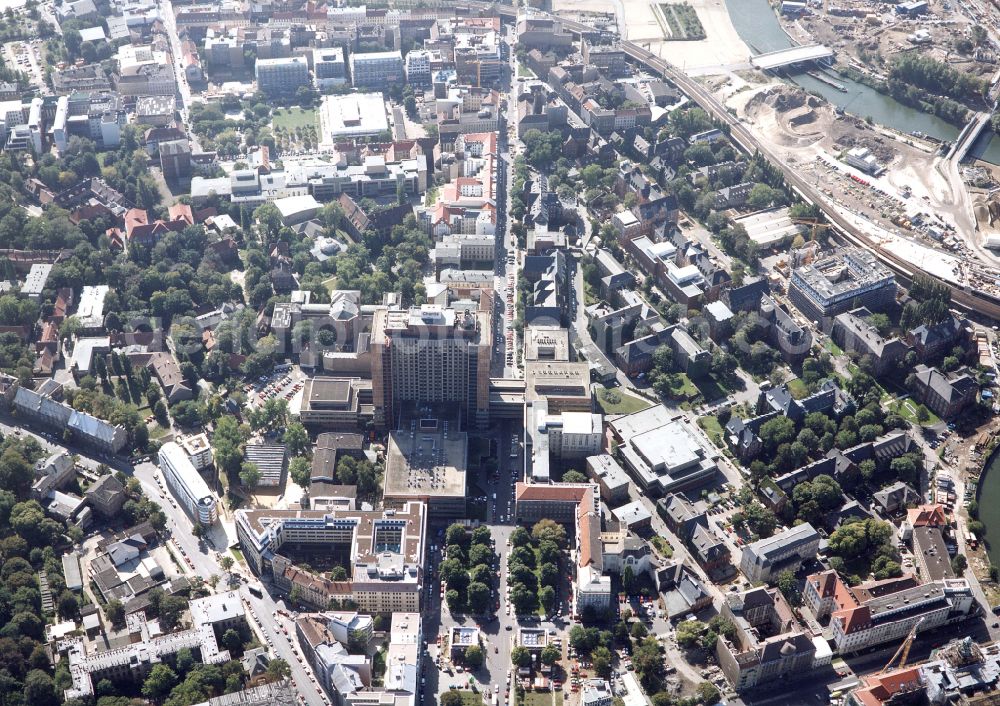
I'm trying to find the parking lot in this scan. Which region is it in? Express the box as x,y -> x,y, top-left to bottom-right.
3,39 -> 46,95
244,366 -> 305,410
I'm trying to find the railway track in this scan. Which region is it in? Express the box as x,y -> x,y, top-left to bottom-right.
469,1 -> 1000,321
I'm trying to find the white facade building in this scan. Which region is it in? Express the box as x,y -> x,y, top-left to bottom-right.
158,441 -> 217,525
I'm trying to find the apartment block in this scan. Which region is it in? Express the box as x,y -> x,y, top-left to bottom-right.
312,47 -> 346,88
236,502 -> 426,614
255,56 -> 310,96
349,50 -> 403,88
158,441 -> 218,525
805,570 -> 976,653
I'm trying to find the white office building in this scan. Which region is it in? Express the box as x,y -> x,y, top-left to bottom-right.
312,47 -> 346,89
158,441 -> 217,525
349,50 -> 403,88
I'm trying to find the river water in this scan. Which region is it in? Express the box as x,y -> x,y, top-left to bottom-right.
977,449 -> 1000,567
724,0 -> 963,143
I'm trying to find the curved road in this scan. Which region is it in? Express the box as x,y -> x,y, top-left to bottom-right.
473,1 -> 1000,322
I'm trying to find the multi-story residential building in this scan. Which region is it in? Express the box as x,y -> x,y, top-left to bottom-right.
312,47 -> 346,88
349,50 -> 403,88
255,56 -> 310,96
235,502 -> 426,614
740,523 -> 820,583
158,441 -> 218,526
13,387 -> 127,453
177,433 -> 213,470
61,592 -> 246,699
405,49 -> 434,85
370,303 -> 492,429
910,364 -> 979,420
805,570 -> 976,653
789,247 -> 897,323
716,587 -> 824,692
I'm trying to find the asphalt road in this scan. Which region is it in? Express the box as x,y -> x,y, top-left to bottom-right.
0,414 -> 327,706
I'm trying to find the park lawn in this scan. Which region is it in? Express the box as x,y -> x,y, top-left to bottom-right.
824,338 -> 844,356
693,374 -> 728,402
786,377 -> 810,400
888,396 -> 940,426
523,693 -> 558,706
454,690 -> 481,706
149,424 -> 172,440
697,414 -> 725,447
672,372 -> 700,401
596,386 -> 652,415
272,107 -> 318,131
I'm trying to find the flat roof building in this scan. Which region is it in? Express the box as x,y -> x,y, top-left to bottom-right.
608,406 -> 718,496
383,423 -> 467,517
524,360 -> 592,413
349,50 -> 403,88
789,247 -> 896,322
158,440 -> 217,525
177,432 -> 213,470
274,194 -> 320,226
236,501 -> 425,614
76,285 -> 110,331
319,92 -> 390,141
524,324 -> 570,361
370,303 -> 492,429
21,263 -> 52,300
255,56 -> 309,96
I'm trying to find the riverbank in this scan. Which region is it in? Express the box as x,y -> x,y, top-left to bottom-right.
655,0 -> 750,68
975,441 -> 1000,603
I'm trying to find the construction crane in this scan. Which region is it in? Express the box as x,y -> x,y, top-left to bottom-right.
791,217 -> 831,242
878,618 -> 924,675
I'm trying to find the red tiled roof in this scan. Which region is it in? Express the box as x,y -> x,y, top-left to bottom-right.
515,482 -> 589,503
833,605 -> 871,635
850,667 -> 922,706
907,504 -> 947,528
